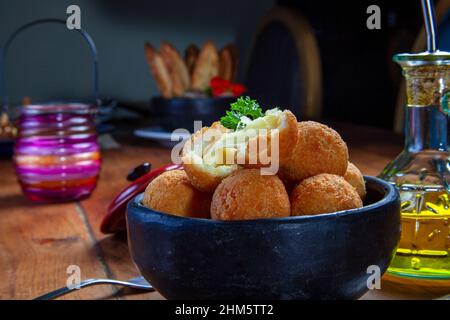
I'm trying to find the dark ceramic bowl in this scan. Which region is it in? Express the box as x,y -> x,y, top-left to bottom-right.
150,97 -> 234,132
127,176 -> 400,300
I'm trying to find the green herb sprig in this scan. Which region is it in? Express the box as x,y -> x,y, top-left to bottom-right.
220,97 -> 264,130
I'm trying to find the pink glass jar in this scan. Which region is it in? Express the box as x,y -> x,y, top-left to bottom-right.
13,103 -> 101,202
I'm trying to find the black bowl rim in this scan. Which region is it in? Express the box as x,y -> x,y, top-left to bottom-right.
127,175 -> 399,226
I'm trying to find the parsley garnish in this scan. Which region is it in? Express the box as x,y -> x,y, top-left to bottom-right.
220,97 -> 264,130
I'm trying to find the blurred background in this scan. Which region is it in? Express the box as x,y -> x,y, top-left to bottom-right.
0,0 -> 449,131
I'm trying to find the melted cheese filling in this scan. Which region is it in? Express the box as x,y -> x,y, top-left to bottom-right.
200,108 -> 283,167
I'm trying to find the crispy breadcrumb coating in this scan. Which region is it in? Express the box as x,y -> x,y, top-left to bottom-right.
142,170 -> 211,218
211,169 -> 290,220
281,121 -> 348,181
290,174 -> 362,216
344,162 -> 366,200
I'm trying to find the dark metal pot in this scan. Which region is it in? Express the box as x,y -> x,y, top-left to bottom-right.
150,97 -> 234,132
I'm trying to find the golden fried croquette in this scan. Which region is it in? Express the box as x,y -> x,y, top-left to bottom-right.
211,169 -> 290,221
182,110 -> 298,192
143,170 -> 211,218
281,121 -> 348,181
290,174 -> 362,216
243,109 -> 298,169
344,162 -> 366,200
182,122 -> 237,192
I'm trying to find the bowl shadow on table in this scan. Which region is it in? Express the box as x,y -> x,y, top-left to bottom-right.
95,232 -> 132,271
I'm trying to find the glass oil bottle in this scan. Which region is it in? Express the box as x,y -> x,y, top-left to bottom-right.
379,53 -> 450,280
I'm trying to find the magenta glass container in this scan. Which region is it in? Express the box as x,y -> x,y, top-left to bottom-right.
1,19 -> 102,202
13,103 -> 101,202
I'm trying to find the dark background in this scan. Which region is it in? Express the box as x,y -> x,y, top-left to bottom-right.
1,0 -> 448,129
279,0 -> 424,128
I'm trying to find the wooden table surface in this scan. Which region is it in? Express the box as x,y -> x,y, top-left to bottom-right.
0,123 -> 447,300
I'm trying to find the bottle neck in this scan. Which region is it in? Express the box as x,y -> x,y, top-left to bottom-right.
404,105 -> 448,152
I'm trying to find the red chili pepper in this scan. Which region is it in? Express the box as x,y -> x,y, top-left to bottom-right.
231,84 -> 247,97
210,77 -> 228,97
209,77 -> 246,97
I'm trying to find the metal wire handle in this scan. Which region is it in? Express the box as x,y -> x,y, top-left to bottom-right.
0,18 -> 100,110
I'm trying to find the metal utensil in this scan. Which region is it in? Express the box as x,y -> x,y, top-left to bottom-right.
34,276 -> 154,300
421,0 -> 438,52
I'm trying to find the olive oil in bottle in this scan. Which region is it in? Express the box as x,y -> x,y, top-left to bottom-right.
379,58 -> 450,280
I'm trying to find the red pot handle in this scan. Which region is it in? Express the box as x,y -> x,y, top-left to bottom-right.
100,163 -> 182,234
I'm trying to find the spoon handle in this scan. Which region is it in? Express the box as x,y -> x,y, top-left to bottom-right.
34,277 -> 154,300
34,279 -> 111,300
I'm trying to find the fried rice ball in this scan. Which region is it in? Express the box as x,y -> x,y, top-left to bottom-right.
211,169 -> 290,221
242,109 -> 298,169
290,174 -> 362,216
182,122 -> 236,193
182,110 -> 298,192
344,162 -> 366,200
281,121 -> 349,181
142,169 -> 211,218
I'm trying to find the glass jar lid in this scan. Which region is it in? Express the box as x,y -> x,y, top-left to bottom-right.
20,102 -> 97,116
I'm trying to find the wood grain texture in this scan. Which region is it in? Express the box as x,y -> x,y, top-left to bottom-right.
0,161 -> 114,300
0,124 -> 445,300
79,146 -> 171,300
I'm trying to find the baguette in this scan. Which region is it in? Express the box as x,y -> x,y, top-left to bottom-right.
218,47 -> 233,81
222,43 -> 239,81
191,41 -> 219,91
160,42 -> 190,96
144,43 -> 173,98
185,44 -> 199,76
